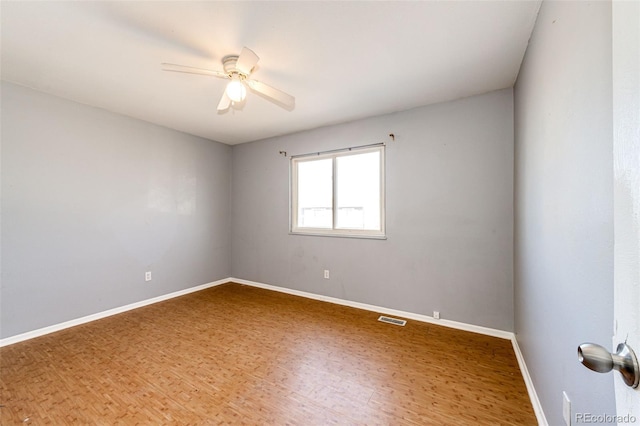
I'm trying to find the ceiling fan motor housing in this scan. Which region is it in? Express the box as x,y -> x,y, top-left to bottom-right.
222,55 -> 244,76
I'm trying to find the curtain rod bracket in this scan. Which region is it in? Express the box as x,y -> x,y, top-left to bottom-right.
389,133 -> 395,141
279,151 -> 287,157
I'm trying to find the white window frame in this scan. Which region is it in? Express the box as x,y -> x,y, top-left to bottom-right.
290,145 -> 386,239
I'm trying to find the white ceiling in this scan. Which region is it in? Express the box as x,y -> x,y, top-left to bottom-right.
1,1 -> 541,145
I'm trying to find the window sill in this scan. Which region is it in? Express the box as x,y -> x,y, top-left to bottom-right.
289,231 -> 387,240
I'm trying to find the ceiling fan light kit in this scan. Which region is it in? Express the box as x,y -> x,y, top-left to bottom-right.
161,47 -> 295,112
225,75 -> 246,103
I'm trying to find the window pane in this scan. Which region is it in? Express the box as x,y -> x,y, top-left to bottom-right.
297,158 -> 333,228
335,151 -> 380,230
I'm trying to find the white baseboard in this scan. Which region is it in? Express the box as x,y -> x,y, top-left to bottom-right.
230,277 -> 513,339
511,336 -> 548,425
0,278 -> 228,347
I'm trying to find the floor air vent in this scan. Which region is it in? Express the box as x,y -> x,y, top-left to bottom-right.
378,315 -> 407,326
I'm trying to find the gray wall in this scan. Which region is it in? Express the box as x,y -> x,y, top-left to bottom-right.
231,89 -> 514,331
1,82 -> 231,338
514,1 -> 615,423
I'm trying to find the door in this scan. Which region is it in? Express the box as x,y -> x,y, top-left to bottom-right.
612,0 -> 639,416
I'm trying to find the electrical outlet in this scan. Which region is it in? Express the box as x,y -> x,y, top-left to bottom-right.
324,270 -> 330,279
433,311 -> 440,320
145,271 -> 152,282
563,391 -> 571,426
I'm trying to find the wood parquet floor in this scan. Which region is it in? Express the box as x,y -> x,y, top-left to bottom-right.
0,283 -> 537,425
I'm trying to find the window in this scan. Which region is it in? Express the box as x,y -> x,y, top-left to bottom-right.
291,145 -> 385,238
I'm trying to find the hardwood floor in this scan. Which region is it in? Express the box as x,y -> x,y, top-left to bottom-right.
1,283 -> 537,425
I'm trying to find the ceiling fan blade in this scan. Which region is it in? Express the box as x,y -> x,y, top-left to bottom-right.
217,92 -> 231,111
235,47 -> 259,75
161,63 -> 228,79
246,79 -> 295,110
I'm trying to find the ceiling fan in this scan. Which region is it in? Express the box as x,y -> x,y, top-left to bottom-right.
161,47 -> 295,112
